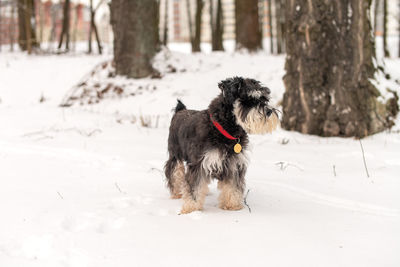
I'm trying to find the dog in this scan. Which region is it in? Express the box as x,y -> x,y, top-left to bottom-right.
164,77 -> 279,214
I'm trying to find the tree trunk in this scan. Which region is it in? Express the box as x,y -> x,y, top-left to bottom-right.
186,0 -> 194,45
110,0 -> 159,78
275,0 -> 282,54
17,0 -> 38,52
398,0 -> 400,58
235,0 -> 262,51
282,0 -> 397,138
88,0 -> 93,53
58,0 -> 70,50
88,0 -> 103,54
0,2 -> 2,52
192,0 -> 204,52
210,0 -> 224,51
163,0 -> 169,46
267,0 -> 274,54
10,2 -> 16,52
383,0 -> 390,57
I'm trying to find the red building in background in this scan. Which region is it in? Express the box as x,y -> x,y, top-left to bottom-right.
0,0 -> 90,47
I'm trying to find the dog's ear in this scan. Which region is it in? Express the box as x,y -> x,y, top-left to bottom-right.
218,77 -> 244,104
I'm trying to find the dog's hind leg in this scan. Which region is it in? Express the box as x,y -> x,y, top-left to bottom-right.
164,158 -> 185,199
180,166 -> 209,214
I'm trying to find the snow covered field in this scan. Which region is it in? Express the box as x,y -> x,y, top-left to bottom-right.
1,46 -> 400,267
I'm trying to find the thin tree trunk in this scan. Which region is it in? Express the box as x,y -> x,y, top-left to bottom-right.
110,0 -> 159,78
24,0 -> 32,53
383,0 -> 390,57
280,0 -> 286,53
210,0 -> 224,51
58,0 -> 70,50
88,0 -> 93,53
235,0 -> 262,51
214,0 -> 224,50
92,18 -> 102,54
0,2 -> 2,52
48,5 -> 56,50
163,0 -> 169,46
275,0 -> 282,54
185,0 -> 194,45
210,0 -> 214,48
192,0 -> 203,52
39,1 -> 44,43
398,0 -> 400,57
268,0 -> 274,54
72,5 -> 78,51
10,2 -> 15,52
282,0 -> 397,137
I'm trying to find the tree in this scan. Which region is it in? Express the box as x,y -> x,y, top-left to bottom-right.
17,0 -> 38,53
383,0 -> 390,57
398,0 -> 400,58
210,0 -> 224,51
110,0 -> 159,78
235,0 -> 262,51
267,0 -> 274,54
193,0 -> 204,52
275,0 -> 286,54
282,0 -> 398,137
88,0 -> 103,54
162,0 -> 169,46
58,0 -> 70,50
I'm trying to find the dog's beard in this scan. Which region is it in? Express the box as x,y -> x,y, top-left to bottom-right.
233,100 -> 279,134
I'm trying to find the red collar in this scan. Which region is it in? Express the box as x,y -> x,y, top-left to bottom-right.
209,113 -> 238,140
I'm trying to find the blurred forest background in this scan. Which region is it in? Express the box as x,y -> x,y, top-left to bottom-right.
0,0 -> 399,137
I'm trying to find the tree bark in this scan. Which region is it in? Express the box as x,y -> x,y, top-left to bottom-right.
282,0 -> 397,138
58,0 -> 70,50
267,0 -> 274,54
235,0 -> 262,51
383,0 -> 390,57
373,0 -> 380,35
192,0 -> 204,52
110,0 -> 159,78
210,0 -> 224,51
17,0 -> 38,52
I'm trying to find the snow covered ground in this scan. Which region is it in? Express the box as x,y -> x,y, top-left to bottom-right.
0,45 -> 400,267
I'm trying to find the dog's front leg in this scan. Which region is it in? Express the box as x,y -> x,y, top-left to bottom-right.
180,166 -> 208,214
218,170 -> 245,211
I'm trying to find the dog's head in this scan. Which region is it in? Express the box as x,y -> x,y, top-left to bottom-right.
218,77 -> 279,134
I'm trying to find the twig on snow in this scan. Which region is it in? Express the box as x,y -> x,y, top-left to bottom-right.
57,191 -> 64,200
244,189 -> 252,213
333,165 -> 337,177
115,182 -> 125,194
359,139 -> 370,178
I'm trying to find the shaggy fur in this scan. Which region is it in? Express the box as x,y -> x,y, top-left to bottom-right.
164,77 -> 279,214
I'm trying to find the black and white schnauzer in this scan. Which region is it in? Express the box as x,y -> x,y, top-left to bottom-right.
164,77 -> 279,214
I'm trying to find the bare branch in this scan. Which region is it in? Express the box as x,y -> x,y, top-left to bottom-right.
244,189 -> 251,213
359,139 -> 370,178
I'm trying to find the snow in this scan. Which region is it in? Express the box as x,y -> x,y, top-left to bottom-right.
0,43 -> 400,267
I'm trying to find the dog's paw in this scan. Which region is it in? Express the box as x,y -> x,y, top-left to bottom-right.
219,203 -> 244,211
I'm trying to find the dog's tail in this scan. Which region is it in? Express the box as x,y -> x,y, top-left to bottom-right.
174,99 -> 187,113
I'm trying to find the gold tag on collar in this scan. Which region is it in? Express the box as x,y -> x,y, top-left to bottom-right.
234,143 -> 242,154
